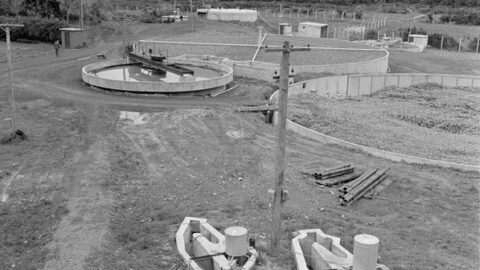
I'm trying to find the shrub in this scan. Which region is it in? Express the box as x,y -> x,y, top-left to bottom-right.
0,16 -> 68,43
139,15 -> 163,23
468,37 -> 479,52
428,33 -> 459,50
364,29 -> 378,40
439,14 -> 450,23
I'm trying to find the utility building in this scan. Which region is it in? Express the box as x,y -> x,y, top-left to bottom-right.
408,34 -> 428,51
59,28 -> 87,49
297,22 -> 328,38
278,23 -> 292,35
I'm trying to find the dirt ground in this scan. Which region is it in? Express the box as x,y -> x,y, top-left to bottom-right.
0,20 -> 479,270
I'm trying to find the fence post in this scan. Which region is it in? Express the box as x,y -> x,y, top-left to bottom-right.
346,74 -> 350,96
370,76 -> 373,95
357,77 -> 360,96
476,37 -> 479,53
440,35 -> 444,50
458,37 -> 462,52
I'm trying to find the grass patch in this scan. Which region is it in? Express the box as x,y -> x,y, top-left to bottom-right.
288,83 -> 480,165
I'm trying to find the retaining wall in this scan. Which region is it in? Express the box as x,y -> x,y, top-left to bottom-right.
270,73 -> 480,171
82,58 -> 233,93
287,73 -> 480,98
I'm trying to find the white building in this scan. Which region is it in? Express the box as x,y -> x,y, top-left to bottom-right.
278,23 -> 292,35
408,34 -> 428,51
206,8 -> 257,22
297,22 -> 328,38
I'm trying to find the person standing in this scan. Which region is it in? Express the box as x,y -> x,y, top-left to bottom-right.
53,40 -> 61,56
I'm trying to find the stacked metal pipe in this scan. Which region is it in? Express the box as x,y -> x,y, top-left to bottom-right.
311,164 -> 354,180
339,168 -> 389,206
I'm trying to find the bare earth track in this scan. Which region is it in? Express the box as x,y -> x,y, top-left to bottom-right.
0,20 -> 478,270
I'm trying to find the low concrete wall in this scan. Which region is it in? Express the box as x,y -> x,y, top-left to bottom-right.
232,50 -> 389,82
82,58 -> 233,93
287,73 -> 480,98
270,73 -> 480,172
233,61 -> 279,82
292,50 -> 389,75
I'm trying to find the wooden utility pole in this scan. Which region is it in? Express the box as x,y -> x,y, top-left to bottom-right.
265,41 -> 310,255
1,24 -> 24,137
190,0 -> 194,32
122,14 -> 126,58
79,0 -> 84,29
476,37 -> 479,53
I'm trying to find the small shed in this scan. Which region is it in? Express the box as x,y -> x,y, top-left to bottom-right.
59,28 -> 87,49
408,34 -> 428,51
297,22 -> 328,38
278,23 -> 292,35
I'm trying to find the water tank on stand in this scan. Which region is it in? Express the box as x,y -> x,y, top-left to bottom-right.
353,234 -> 379,270
225,226 -> 248,257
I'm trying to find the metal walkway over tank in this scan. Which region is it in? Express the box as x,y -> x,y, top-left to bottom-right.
127,52 -> 194,76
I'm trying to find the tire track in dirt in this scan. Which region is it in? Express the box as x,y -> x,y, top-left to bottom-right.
43,106 -> 114,270
1,161 -> 27,202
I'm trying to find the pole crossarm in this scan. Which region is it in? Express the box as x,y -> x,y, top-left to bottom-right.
265,45 -> 311,53
0,24 -> 24,32
0,24 -> 24,27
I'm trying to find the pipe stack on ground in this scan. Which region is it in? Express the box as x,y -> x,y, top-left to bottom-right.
339,168 -> 389,206
303,164 -> 360,187
311,164 -> 354,180
315,171 -> 363,187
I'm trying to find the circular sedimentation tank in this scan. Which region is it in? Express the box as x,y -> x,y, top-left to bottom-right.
82,57 -> 233,94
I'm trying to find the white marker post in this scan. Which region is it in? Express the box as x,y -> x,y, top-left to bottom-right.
0,23 -> 24,138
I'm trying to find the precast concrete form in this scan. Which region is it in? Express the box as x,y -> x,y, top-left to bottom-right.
206,8 -> 257,22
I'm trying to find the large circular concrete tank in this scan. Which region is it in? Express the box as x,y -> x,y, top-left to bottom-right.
224,226 -> 248,257
353,234 -> 379,270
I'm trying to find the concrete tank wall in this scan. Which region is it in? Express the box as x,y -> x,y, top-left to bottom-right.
82,58 -> 233,93
232,49 -> 389,82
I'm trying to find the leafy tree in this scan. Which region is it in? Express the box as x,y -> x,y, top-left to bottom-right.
19,0 -> 62,18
